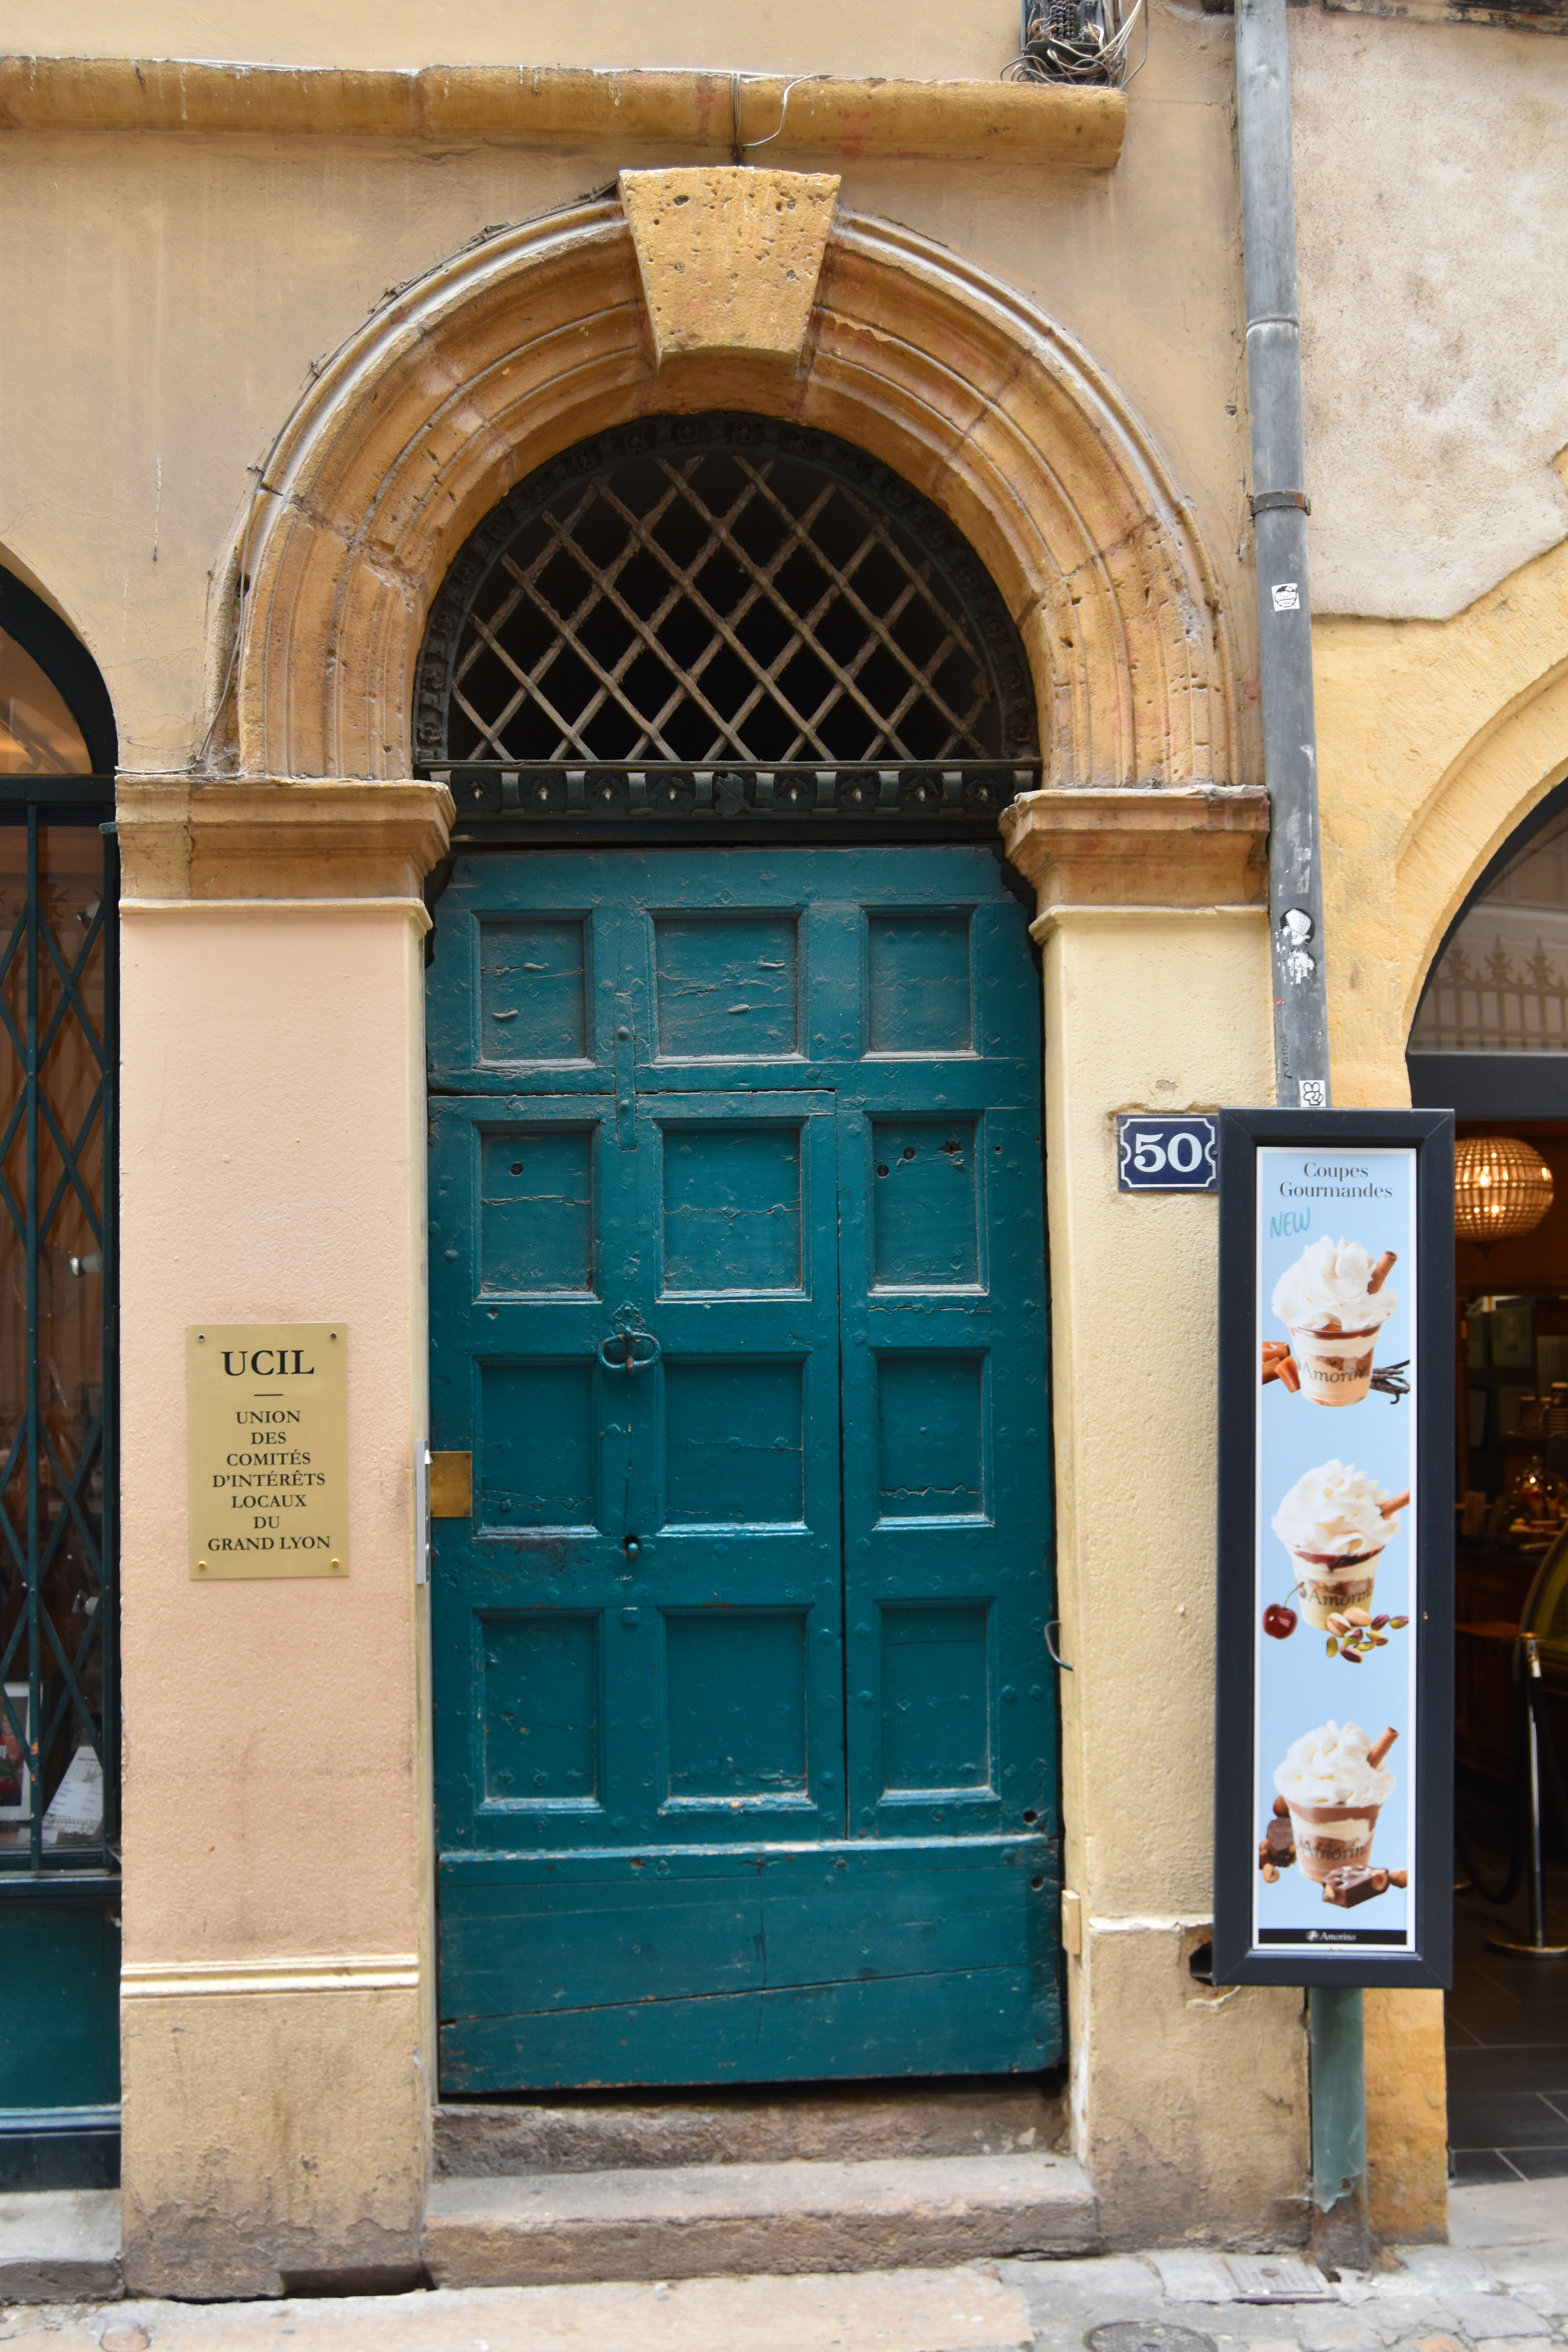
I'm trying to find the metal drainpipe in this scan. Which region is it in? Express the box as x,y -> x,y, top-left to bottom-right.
1236,0 -> 1370,2275
1236,0 -> 1332,1115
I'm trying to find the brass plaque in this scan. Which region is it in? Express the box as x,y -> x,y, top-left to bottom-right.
188,1324 -> 348,1580
428,1451 -> 472,1519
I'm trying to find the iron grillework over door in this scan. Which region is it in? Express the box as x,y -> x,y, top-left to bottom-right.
0,568 -> 121,2163
427,844 -> 1059,2090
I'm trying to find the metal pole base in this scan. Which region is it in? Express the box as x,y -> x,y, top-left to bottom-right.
1485,1933 -> 1568,1959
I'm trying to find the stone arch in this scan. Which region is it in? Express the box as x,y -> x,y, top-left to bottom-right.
1398,658 -> 1568,1036
231,194 -> 1237,789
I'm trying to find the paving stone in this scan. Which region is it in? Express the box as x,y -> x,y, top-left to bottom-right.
1435,2295 -> 1563,2339
1452,2187 -> 1568,2254
1388,2251 -> 1503,2296
1483,2259 -> 1568,2319
1147,2254 -> 1241,2304
0,2270 -> 1037,2351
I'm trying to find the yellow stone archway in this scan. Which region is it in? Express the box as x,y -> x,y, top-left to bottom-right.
229,182 -> 1238,793
1315,535 -> 1568,1106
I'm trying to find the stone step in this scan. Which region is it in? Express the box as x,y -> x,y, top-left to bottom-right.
424,2151 -> 1098,2288
0,2188 -> 122,2301
435,2081 -> 1067,2178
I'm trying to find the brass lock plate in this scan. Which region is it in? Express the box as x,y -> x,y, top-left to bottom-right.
428,1451 -> 473,1518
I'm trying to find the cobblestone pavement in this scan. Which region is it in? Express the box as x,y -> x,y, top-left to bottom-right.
0,2181 -> 1562,2352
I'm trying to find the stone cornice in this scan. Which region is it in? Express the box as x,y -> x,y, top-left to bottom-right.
1001,786 -> 1270,912
115,777 -> 454,902
0,59 -> 1126,168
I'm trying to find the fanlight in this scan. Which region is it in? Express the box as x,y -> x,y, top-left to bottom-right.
1454,1134 -> 1555,1245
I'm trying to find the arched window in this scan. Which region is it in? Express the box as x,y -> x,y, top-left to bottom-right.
0,571 -> 116,779
416,414 -> 1038,837
1410,787 -> 1568,1115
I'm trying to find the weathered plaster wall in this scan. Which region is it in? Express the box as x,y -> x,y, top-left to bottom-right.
0,4 -> 1254,776
9,0 -> 1014,75
1293,8 -> 1568,619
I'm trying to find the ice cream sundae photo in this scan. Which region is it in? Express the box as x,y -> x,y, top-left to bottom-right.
1267,1238 -> 1399,1407
1268,1459 -> 1409,1632
1271,1719 -> 1398,1886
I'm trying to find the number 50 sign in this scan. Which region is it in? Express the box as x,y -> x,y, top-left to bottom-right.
1117,1114 -> 1219,1193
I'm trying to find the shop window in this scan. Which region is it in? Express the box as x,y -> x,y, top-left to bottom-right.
0,629 -> 91,775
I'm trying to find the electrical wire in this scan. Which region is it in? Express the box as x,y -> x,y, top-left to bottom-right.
738,71 -> 834,155
1002,0 -> 1147,89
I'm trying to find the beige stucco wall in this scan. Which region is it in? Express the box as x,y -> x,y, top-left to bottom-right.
0,5 -> 1254,781
117,895 -> 434,2294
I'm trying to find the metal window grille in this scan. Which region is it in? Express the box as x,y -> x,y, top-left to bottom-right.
1410,933 -> 1568,1055
0,801 -> 117,1878
415,415 -> 1038,837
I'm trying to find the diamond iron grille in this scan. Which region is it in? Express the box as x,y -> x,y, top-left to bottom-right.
416,416 -> 1037,772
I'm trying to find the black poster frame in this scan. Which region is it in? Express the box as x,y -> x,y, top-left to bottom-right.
1214,1107 -> 1454,1989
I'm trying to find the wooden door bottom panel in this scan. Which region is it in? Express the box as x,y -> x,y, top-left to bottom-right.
438,1838 -> 1061,2090
441,1962 -> 1060,2091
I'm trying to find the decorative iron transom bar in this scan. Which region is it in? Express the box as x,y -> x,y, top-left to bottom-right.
416,414 -> 1039,776
428,760 -> 1040,840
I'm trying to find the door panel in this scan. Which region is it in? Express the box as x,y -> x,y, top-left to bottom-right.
428,845 -> 1059,2088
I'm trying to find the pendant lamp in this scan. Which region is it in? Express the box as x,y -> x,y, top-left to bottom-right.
1454,1134 -> 1555,1245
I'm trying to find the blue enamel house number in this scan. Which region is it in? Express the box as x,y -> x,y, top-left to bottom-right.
1117,1114 -> 1218,1192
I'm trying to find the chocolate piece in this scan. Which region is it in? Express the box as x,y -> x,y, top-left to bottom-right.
1265,1816 -> 1296,1867
1323,1865 -> 1390,1909
1272,1795 -> 1289,1819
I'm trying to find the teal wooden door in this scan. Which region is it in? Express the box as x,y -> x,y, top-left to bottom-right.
428,845 -> 1058,2088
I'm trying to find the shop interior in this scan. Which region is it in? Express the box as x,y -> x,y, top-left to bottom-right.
1444,1124 -> 1568,2183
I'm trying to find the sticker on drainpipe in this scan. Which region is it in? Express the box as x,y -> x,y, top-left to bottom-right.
1271,583 -> 1300,611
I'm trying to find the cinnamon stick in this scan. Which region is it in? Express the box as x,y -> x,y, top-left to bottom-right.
1367,1250 -> 1397,1296
1367,1726 -> 1398,1769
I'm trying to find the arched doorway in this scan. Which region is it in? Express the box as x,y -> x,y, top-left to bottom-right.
421,417 -> 1058,2092
0,566 -> 120,2188
1408,795 -> 1568,2186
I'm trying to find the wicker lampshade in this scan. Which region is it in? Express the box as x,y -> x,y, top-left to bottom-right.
1454,1134 -> 1555,1244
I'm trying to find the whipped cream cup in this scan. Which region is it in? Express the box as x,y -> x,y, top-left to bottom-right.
1289,1545 -> 1386,1630
1272,1239 -> 1399,1409
1274,1720 -> 1396,1886
1287,1325 -> 1378,1406
1272,1460 -> 1403,1628
1287,1799 -> 1385,1884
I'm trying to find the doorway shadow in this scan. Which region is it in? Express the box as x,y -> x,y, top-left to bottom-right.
1448,1771 -> 1568,2183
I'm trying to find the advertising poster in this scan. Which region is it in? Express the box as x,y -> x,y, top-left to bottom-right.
1215,1111 -> 1453,1988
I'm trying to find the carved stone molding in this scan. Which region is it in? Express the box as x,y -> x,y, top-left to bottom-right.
0,59 -> 1127,168
226,202 -> 1238,795
620,169 -> 839,367
1001,785 -> 1270,913
116,777 -> 454,902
